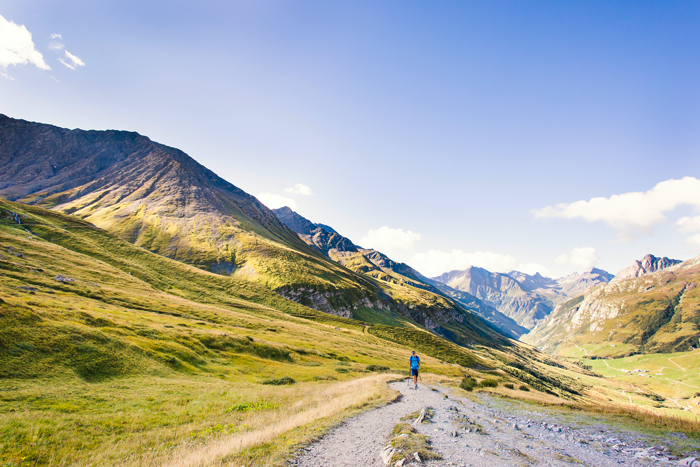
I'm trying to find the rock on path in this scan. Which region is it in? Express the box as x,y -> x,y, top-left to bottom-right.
290,380 -> 698,467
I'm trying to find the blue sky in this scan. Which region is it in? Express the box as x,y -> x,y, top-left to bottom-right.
2,1 -> 700,277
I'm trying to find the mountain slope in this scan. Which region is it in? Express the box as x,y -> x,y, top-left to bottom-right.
272,207 -> 526,338
0,115 -> 433,320
0,115 -> 513,349
522,254 -> 700,357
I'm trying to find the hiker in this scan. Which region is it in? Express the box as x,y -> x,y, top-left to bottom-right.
409,350 -> 420,389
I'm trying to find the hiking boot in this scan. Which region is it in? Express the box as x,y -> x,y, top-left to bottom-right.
415,384 -> 418,390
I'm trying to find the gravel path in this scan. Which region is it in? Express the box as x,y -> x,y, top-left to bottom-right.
290,380 -> 699,467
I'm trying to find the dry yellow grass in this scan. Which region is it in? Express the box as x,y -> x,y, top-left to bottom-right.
136,373 -> 402,467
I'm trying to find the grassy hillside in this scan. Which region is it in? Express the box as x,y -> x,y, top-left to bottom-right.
523,262 -> 700,358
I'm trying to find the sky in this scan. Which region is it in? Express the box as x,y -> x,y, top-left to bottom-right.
2,1 -> 700,278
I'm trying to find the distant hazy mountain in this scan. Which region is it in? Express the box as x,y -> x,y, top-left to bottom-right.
273,207 -> 527,338
523,254 -> 699,357
432,267 -> 613,330
611,254 -> 682,282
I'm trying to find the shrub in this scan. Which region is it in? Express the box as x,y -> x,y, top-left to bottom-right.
226,400 -> 278,412
459,376 -> 476,391
479,378 -> 498,388
366,364 -> 390,372
519,385 -> 530,391
334,368 -> 348,373
312,375 -> 337,381
504,383 -> 514,390
262,376 -> 296,385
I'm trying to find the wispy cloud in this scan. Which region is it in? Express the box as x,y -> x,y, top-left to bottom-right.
49,33 -> 64,50
555,247 -> 599,271
284,183 -> 313,196
533,177 -> 700,242
0,14 -> 50,70
256,193 -> 297,210
48,33 -> 85,70
360,226 -> 421,260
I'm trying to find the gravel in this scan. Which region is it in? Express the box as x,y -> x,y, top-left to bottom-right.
290,380 -> 699,466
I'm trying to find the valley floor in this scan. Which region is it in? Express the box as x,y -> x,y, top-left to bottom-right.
292,380 -> 699,467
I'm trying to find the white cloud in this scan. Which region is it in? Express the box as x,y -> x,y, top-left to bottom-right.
284,183 -> 313,196
0,15 -> 50,70
686,233 -> 700,246
360,226 -> 421,260
47,33 -> 84,70
677,215 -> 700,233
256,193 -> 297,210
409,249 -> 550,277
64,50 -> 84,67
533,177 -> 700,241
554,247 -> 599,271
49,33 -> 64,50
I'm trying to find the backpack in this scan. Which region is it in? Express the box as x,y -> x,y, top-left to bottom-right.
410,355 -> 420,369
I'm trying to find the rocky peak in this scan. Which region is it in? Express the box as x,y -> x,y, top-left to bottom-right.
272,207 -> 357,254
612,254 -> 682,282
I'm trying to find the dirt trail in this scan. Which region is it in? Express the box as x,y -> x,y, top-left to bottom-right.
290,380 -> 697,467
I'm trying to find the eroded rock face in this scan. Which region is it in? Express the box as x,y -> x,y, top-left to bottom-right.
612,254 -> 682,282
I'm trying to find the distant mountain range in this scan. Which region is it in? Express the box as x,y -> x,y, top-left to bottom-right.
522,254 -> 697,356
431,266 -> 613,330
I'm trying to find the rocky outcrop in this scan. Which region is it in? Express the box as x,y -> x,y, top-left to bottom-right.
611,254 -> 682,282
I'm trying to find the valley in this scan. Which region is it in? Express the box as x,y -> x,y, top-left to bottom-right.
1,115 -> 698,466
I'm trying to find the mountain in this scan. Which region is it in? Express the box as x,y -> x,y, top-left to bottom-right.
434,267 -> 554,329
273,207 -> 527,338
0,115 -> 512,349
433,266 -> 613,331
611,254 -> 682,282
522,254 -> 699,357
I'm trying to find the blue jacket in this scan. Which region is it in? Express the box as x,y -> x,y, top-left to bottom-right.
410,355 -> 420,369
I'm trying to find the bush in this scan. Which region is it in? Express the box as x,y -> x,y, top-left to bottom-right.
366,364 -> 390,372
479,378 -> 498,388
334,368 -> 349,373
459,376 -> 476,391
504,383 -> 514,390
262,376 -> 296,385
226,400 -> 278,412
519,385 -> 530,391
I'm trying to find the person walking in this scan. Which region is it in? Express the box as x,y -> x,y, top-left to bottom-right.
409,350 -> 420,389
